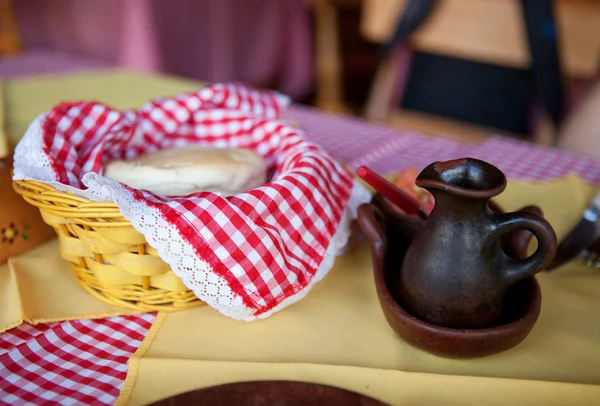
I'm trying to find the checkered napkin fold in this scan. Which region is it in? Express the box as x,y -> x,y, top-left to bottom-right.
12,84 -> 371,320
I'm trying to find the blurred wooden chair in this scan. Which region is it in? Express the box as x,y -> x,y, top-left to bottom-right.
0,0 -> 21,56
361,0 -> 600,144
308,0 -> 358,114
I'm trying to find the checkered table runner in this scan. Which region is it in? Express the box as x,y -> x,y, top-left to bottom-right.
3,104 -> 600,405
0,314 -> 155,405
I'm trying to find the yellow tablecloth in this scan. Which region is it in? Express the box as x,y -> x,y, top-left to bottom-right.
0,240 -> 141,333
2,71 -> 599,405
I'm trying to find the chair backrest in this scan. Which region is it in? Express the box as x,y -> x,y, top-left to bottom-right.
361,0 -> 600,78
0,0 -> 21,56
362,0 -> 600,145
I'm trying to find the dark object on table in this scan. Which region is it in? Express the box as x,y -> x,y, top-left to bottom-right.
148,381 -> 388,406
547,191 -> 600,270
579,235 -> 600,267
397,158 -> 555,328
357,195 -> 543,358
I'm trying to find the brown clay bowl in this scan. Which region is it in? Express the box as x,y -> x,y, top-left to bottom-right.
357,196 -> 542,358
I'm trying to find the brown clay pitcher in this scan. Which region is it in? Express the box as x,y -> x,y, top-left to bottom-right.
398,158 -> 557,328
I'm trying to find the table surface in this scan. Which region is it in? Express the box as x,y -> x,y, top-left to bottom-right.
2,70 -> 600,405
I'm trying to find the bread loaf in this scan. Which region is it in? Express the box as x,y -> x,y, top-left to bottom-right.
104,146 -> 267,196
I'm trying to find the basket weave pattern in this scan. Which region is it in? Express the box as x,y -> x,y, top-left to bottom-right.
13,179 -> 204,312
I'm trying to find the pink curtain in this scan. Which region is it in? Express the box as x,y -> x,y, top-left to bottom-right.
14,0 -> 313,99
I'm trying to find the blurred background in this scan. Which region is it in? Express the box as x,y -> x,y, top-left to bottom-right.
1,0 -> 600,154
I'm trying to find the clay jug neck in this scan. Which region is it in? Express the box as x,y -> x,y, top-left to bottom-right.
426,191 -> 490,220
416,158 -> 507,201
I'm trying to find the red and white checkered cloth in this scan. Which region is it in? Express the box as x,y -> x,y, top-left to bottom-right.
13,84 -> 359,320
5,104 -> 600,405
0,314 -> 155,405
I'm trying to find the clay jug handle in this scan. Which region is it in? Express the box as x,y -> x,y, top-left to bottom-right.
357,204 -> 387,257
491,212 -> 557,285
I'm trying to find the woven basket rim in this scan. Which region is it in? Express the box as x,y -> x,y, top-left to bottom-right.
13,179 -> 129,226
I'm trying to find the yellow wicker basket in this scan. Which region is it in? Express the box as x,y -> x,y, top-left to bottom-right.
13,179 -> 204,312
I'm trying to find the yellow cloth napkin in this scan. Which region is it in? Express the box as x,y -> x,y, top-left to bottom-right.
125,361 -> 600,406
118,175 -> 600,405
0,239 -> 141,332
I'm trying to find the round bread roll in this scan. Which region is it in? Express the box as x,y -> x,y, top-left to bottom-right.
104,146 -> 267,196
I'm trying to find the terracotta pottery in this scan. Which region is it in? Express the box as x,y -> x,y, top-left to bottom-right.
148,381 -> 388,406
397,158 -> 556,328
357,201 -> 543,358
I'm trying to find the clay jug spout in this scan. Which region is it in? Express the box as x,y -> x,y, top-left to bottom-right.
416,158 -> 507,200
